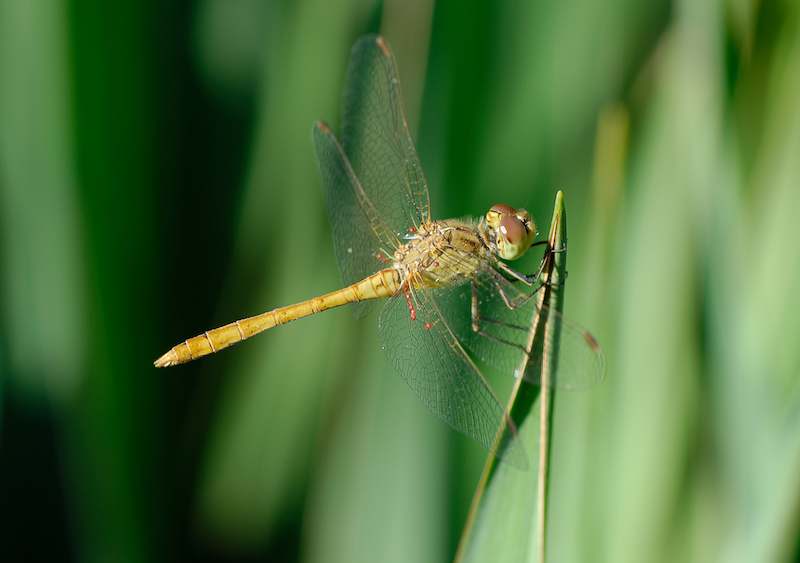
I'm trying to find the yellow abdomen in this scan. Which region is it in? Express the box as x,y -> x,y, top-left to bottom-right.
154,268 -> 401,367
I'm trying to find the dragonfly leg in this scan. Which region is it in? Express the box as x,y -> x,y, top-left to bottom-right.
468,281 -> 527,332
470,281 -> 529,332
496,240 -> 551,286
487,267 -> 546,309
535,239 -> 567,253
374,250 -> 393,264
497,257 -> 554,288
470,282 -> 530,353
539,262 -> 568,290
541,275 -> 565,290
497,260 -> 538,286
471,282 -> 480,332
499,239 -> 567,289
531,267 -> 567,291
535,241 -> 568,288
401,280 -> 417,321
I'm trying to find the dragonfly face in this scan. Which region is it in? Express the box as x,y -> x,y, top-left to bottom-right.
480,203 -> 538,261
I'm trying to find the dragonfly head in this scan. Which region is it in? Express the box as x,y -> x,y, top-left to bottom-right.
480,203 -> 537,260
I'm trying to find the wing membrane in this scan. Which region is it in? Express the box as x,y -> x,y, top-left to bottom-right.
313,122 -> 397,316
341,35 -> 430,236
444,268 -> 607,390
378,286 -> 526,466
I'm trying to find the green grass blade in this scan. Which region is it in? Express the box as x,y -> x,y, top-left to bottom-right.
0,0 -> 84,403
455,191 -> 567,563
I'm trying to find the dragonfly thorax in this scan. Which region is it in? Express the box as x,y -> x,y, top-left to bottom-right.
393,220 -> 492,289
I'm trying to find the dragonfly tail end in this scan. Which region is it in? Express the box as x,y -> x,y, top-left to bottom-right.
154,349 -> 178,368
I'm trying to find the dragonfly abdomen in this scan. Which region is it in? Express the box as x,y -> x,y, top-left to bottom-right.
154,268 -> 401,367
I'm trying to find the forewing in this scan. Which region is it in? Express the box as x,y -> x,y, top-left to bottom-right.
313,122 -> 397,316
378,287 -> 526,467
341,35 -> 430,237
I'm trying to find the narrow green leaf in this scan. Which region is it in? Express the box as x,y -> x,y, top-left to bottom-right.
455,191 -> 568,563
0,0 -> 84,403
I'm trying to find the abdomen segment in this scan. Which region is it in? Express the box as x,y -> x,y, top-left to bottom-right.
154,268 -> 400,367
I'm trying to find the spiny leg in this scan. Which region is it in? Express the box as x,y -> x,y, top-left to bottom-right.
497,256 -> 544,287
374,250 -> 393,264
498,255 -> 568,295
533,240 -> 567,289
486,267 -> 546,310
497,240 -> 567,287
401,280 -> 417,321
404,276 -> 435,330
469,280 -> 530,355
471,281 -> 480,332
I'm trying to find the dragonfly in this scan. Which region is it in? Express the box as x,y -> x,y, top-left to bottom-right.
155,35 -> 605,464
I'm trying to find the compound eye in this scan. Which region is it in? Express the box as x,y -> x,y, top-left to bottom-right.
490,203 -> 516,216
500,215 -> 527,245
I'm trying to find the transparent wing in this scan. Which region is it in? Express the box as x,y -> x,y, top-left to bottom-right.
444,267 -> 606,390
313,122 -> 398,316
341,35 -> 430,237
378,286 -> 526,467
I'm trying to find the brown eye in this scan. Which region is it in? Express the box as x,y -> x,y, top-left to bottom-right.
500,215 -> 526,244
490,203 -> 516,215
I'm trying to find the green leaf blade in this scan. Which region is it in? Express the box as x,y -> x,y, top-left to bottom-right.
456,191 -> 568,563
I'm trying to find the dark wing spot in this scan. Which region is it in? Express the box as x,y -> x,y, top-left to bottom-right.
584,331 -> 600,351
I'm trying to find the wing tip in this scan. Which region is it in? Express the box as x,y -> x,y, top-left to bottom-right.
352,34 -> 389,57
375,35 -> 390,56
583,331 -> 608,383
314,120 -> 332,134
583,330 -> 600,351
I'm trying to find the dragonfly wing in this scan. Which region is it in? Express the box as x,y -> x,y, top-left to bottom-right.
452,268 -> 606,390
521,305 -> 607,390
341,35 -> 431,236
313,122 -> 397,317
443,272 -> 534,380
378,287 -> 526,467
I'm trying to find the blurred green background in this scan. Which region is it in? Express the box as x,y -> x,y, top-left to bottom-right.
2,0 -> 800,562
